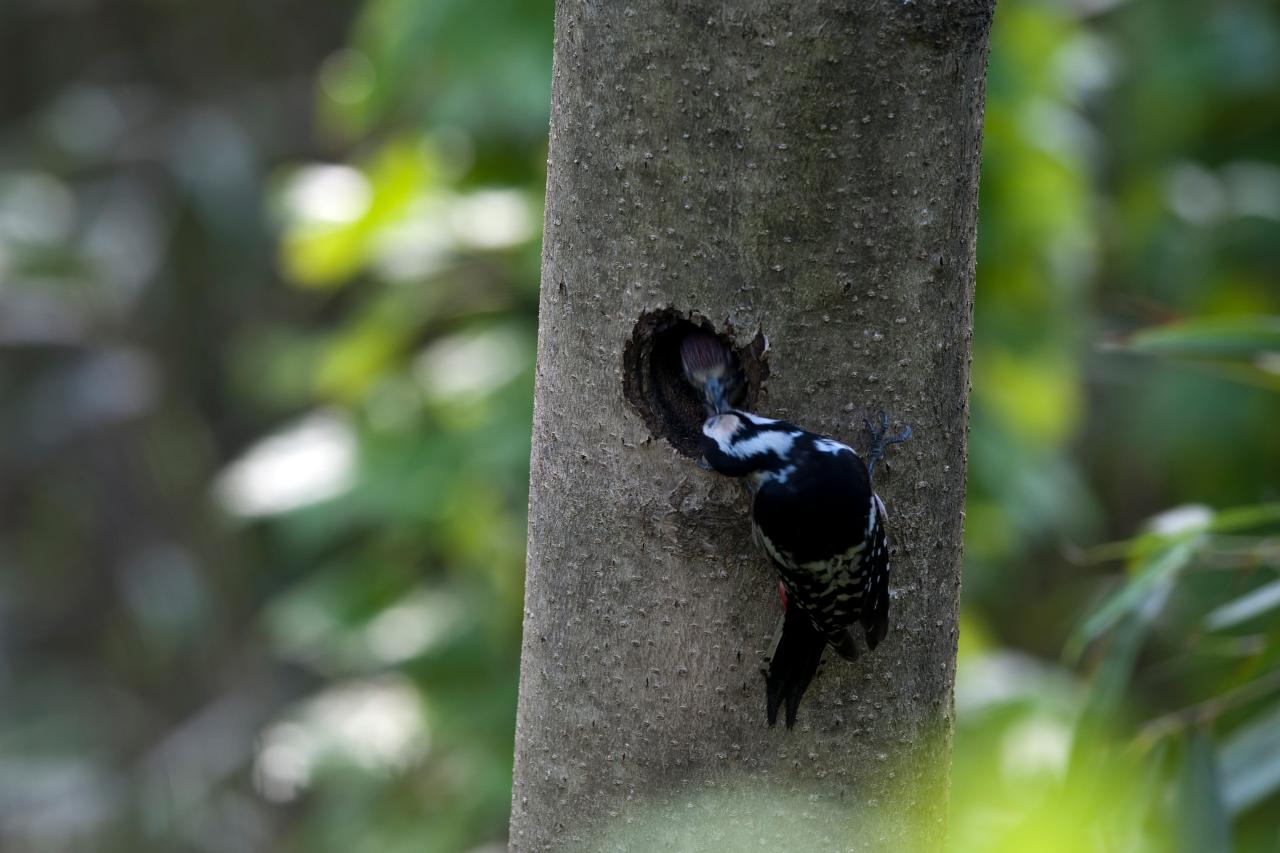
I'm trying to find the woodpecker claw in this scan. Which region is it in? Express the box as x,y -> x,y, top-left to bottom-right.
864,410 -> 911,480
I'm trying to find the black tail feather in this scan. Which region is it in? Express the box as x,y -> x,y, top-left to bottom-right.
765,607 -> 828,728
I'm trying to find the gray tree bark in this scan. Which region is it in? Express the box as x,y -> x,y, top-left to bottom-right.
511,2 -> 994,850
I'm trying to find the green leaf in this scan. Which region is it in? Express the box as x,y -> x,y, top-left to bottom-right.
1176,727 -> 1231,853
1115,317 -> 1280,392
1069,612 -> 1148,778
1068,538 -> 1198,660
1220,699 -> 1280,815
280,140 -> 435,288
1071,503 -> 1280,656
1205,579 -> 1280,631
1123,316 -> 1280,360
1208,502 -> 1280,534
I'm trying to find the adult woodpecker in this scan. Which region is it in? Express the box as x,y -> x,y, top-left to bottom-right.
681,332 -> 910,728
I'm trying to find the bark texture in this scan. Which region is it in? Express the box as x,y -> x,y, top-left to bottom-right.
511,1 -> 994,850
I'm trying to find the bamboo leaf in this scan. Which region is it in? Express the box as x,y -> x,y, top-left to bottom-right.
1067,614 -> 1149,785
1068,538 -> 1198,660
1122,316 -> 1280,360
1208,502 -> 1280,534
1220,699 -> 1280,815
1176,727 -> 1231,853
1205,579 -> 1280,631
1114,317 -> 1280,391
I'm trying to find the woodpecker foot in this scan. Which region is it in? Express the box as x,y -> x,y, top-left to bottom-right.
863,411 -> 912,480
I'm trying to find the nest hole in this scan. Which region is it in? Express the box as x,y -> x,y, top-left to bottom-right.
622,309 -> 769,457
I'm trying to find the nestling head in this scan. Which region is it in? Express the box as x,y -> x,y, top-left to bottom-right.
679,332 -> 736,415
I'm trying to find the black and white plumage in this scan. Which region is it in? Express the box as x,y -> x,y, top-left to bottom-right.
696,408 -> 902,728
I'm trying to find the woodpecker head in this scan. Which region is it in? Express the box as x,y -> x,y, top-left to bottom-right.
679,332 -> 736,415
698,411 -> 801,480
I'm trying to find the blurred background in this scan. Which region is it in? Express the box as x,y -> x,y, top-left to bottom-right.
0,0 -> 1277,850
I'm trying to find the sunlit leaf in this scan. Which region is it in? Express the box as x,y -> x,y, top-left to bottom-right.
314,295 -> 421,401
973,348 -> 1082,446
279,140 -> 435,287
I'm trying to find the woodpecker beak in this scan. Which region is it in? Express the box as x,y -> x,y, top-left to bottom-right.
696,456 -> 713,471
702,376 -> 729,415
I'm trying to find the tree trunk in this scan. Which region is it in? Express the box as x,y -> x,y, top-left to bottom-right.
511,2 -> 994,850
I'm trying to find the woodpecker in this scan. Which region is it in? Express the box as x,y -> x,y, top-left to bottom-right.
680,332 -> 910,728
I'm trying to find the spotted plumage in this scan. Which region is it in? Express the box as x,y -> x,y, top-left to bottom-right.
696,408 -> 905,727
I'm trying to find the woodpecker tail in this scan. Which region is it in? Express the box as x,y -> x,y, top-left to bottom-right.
765,607 -> 828,728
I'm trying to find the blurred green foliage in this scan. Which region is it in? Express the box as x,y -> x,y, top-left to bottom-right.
1,0 -> 1278,851
954,2 -> 1280,851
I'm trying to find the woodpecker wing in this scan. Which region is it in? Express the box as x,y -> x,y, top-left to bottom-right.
751,433 -> 888,649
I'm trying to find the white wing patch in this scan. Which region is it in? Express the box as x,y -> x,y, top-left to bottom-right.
814,437 -> 856,456
739,411 -> 780,426
725,429 -> 802,460
752,463 -> 797,487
